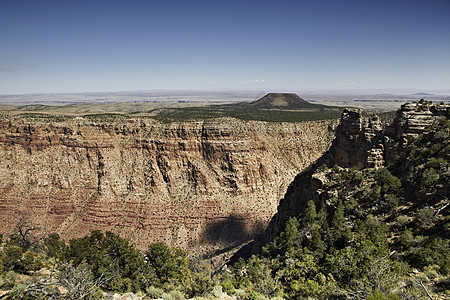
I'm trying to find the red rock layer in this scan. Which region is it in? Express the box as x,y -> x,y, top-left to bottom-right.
0,117 -> 334,255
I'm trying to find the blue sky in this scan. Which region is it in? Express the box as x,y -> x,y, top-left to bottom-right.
1,0 -> 449,94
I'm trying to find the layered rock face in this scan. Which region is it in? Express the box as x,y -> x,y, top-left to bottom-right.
332,102 -> 449,169
332,108 -> 385,169
0,116 -> 334,255
384,102 -> 449,162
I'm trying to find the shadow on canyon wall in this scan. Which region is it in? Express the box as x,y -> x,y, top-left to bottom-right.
201,214 -> 265,257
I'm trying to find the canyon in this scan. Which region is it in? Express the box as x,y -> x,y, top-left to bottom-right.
0,113 -> 335,256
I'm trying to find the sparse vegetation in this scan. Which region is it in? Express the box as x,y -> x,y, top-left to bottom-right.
1,93 -> 344,123
151,95 -> 343,122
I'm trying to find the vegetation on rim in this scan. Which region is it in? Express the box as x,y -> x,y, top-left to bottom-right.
1,93 -> 343,123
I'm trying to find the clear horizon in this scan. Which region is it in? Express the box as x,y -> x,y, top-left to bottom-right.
2,87 -> 450,96
1,0 -> 450,94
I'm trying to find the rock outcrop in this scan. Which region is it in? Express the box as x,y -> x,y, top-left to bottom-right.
332,101 -> 449,169
234,101 -> 449,259
331,108 -> 385,169
0,116 -> 334,256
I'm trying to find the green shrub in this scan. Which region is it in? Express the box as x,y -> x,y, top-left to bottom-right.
144,242 -> 190,288
421,167 -> 439,187
396,215 -> 409,228
367,290 -> 401,300
3,270 -> 20,289
44,233 -> 67,259
415,207 -> 435,229
146,285 -> 164,298
398,230 -> 414,247
66,230 -> 145,292
162,289 -> 186,300
0,245 -> 23,272
21,250 -> 44,271
220,278 -> 235,295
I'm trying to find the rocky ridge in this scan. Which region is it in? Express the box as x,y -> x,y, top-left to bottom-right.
236,101 -> 449,257
0,116 -> 334,256
332,101 -> 449,169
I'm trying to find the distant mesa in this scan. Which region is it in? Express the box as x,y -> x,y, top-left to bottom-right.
150,92 -> 340,122
413,92 -> 435,96
246,93 -> 317,109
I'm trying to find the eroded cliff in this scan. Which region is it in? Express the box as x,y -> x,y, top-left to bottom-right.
0,116 -> 334,256
234,101 -> 449,259
332,101 -> 449,168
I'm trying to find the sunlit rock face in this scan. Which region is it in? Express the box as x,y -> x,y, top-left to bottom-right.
0,116 -> 334,255
332,102 -> 449,169
332,108 -> 384,169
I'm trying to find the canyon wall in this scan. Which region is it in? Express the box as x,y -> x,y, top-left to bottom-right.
236,102 -> 449,258
0,116 -> 334,256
